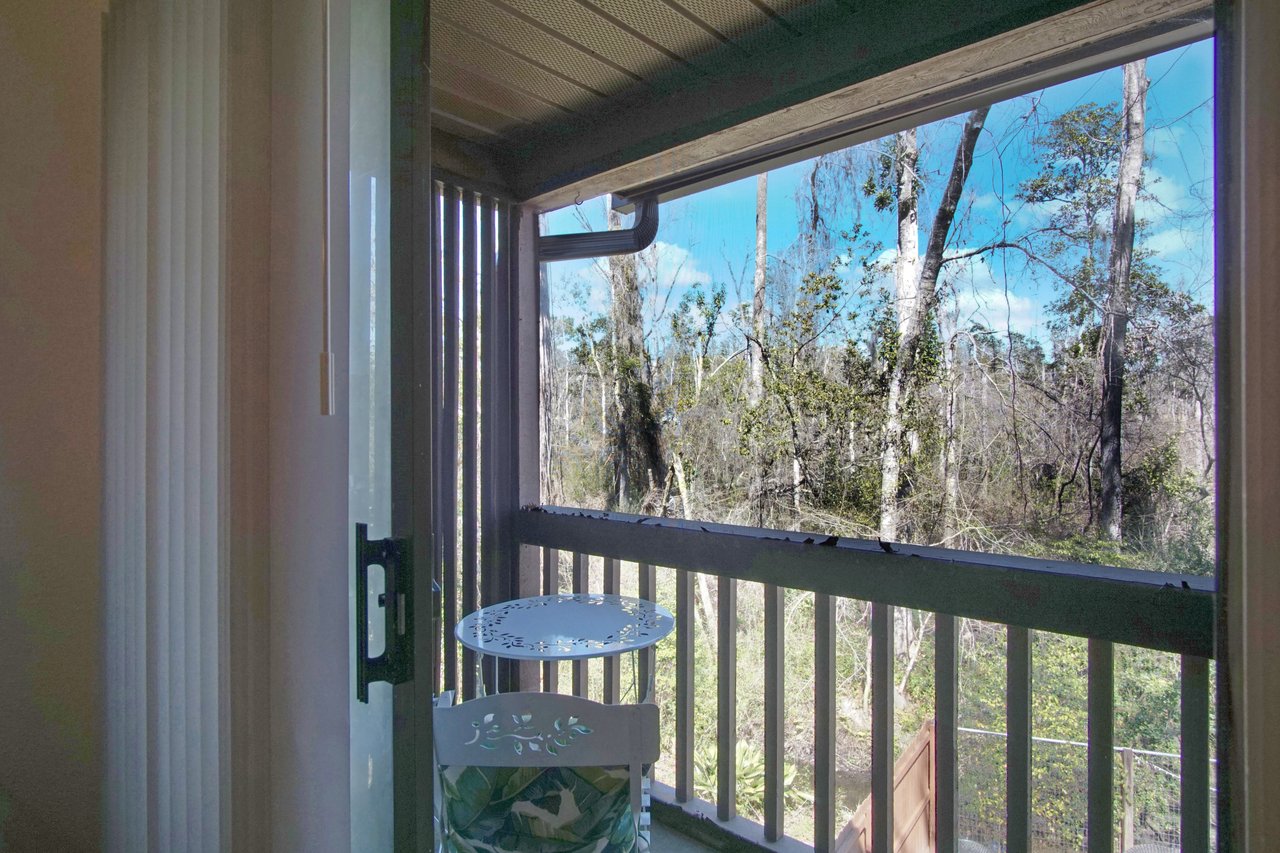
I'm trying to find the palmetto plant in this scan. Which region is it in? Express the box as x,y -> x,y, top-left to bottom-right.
693,740 -> 809,819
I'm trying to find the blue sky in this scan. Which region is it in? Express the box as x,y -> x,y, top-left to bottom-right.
543,40 -> 1214,349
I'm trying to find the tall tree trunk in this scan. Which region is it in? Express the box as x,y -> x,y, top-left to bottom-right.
750,174 -> 769,524
750,173 -> 768,406
941,334 -> 961,545
862,604 -> 874,709
879,108 -> 990,543
673,451 -> 694,518
899,612 -> 932,693
894,129 -> 922,340
607,205 -> 667,511
540,268 -> 555,503
588,343 -> 608,438
695,571 -> 717,651
1098,61 -> 1147,541
879,129 -> 919,542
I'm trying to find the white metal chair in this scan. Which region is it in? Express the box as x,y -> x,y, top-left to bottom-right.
434,691 -> 659,852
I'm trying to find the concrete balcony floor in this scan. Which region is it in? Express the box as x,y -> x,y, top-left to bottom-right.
651,821 -> 717,852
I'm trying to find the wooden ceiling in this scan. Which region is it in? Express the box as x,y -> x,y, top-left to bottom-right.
429,0 -> 1213,206
430,0 -> 820,142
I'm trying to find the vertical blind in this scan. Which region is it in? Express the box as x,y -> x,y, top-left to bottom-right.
103,1 -> 150,848
103,0 -> 267,849
433,183 -> 512,700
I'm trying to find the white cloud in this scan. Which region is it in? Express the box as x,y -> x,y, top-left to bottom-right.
1141,223 -> 1215,293
1010,196 -> 1064,232
1143,226 -> 1198,258
1147,122 -> 1211,169
543,239 -> 715,324
970,191 -> 1003,213
874,248 -> 898,268
1137,167 -> 1193,226
636,240 -> 712,288
954,285 -> 1042,339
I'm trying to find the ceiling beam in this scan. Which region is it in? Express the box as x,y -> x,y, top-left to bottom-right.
509,0 -> 1211,209
431,127 -> 514,198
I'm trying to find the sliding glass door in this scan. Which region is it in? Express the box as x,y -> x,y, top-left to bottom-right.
350,0 -> 434,849
349,0 -> 394,849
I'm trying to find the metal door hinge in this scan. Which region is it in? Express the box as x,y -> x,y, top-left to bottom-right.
355,523 -> 414,703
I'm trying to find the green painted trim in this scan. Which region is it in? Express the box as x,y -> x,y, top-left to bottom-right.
651,800 -> 772,853
517,507 -> 1216,658
503,0 -> 1101,199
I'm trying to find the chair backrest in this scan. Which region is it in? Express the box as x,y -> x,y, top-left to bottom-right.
433,692 -> 659,852
435,691 -> 659,768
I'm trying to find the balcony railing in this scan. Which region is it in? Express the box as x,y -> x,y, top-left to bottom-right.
507,506 -> 1214,853
424,178 -> 1215,853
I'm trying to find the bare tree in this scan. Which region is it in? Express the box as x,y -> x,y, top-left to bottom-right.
749,173 -> 771,523
940,312 -> 962,545
607,204 -> 667,511
750,173 -> 769,407
880,108 -> 990,542
1098,60 -> 1148,540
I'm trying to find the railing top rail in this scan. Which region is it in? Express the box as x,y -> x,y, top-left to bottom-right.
516,506 -> 1215,658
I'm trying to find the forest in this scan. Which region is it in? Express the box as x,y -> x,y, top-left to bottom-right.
541,47 -> 1215,851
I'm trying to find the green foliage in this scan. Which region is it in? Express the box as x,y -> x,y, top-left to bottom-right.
671,283 -> 726,378
693,740 -> 810,820
1123,442 -> 1214,576
1020,102 -> 1123,241
560,453 -> 615,509
1034,534 -> 1150,570
737,259 -> 889,525
567,316 -> 610,368
861,138 -> 919,213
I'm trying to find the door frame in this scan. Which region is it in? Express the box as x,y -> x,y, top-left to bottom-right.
388,0 -> 435,848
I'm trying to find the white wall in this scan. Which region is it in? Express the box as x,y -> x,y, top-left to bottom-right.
0,1 -> 104,850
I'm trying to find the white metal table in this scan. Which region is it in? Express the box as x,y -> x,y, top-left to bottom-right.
455,593 -> 675,697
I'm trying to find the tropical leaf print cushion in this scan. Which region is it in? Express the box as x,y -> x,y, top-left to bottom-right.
439,764 -> 636,853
